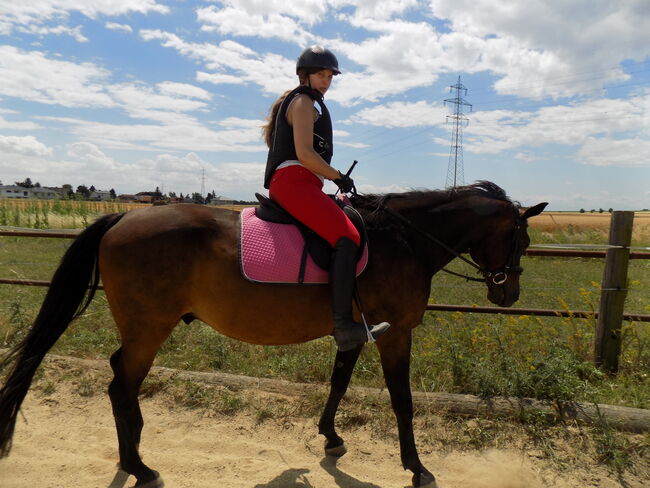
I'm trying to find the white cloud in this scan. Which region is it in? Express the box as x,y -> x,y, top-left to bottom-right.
217,117 -> 264,129
577,137 -> 650,167
17,24 -> 88,42
462,94 -> 649,157
197,6 -> 313,44
39,114 -> 266,154
196,71 -> 246,86
0,0 -> 169,36
105,22 -> 133,33
332,0 -> 419,22
107,82 -> 210,121
0,134 -> 52,157
429,0 -> 650,99
0,113 -> 41,131
148,153 -> 265,196
0,46 -> 114,108
140,30 -> 296,95
347,100 -> 445,127
156,81 -> 212,101
197,0 -> 327,25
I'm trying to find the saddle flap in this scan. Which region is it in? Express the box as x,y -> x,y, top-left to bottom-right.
254,193 -> 297,225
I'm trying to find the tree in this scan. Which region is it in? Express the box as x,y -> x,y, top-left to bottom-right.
89,185 -> 96,192
191,192 -> 205,204
110,188 -> 117,199
168,191 -> 177,198
34,182 -> 41,188
579,208 -> 585,213
76,185 -> 91,199
15,177 -> 34,188
62,184 -> 74,199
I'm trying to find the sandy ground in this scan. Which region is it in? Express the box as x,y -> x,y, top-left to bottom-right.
1,365 -> 647,488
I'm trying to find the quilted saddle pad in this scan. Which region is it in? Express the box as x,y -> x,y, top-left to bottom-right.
240,207 -> 368,284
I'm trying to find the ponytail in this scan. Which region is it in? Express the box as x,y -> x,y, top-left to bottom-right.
262,68 -> 321,148
262,89 -> 291,148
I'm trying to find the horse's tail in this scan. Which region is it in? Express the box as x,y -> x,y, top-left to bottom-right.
0,212 -> 125,457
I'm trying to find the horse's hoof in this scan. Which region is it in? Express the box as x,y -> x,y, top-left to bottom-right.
135,471 -> 164,488
325,442 -> 347,457
412,469 -> 437,488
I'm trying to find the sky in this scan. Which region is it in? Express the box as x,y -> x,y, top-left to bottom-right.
0,0 -> 649,210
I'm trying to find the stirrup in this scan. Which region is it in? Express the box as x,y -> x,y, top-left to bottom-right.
361,312 -> 375,343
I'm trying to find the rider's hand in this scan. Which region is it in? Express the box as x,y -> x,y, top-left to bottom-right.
333,172 -> 355,193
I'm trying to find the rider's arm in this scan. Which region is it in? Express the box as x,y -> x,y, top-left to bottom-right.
287,94 -> 341,181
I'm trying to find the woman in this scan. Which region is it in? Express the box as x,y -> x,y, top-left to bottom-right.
262,45 -> 390,351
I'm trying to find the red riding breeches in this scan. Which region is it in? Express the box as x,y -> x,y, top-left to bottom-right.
269,165 -> 360,247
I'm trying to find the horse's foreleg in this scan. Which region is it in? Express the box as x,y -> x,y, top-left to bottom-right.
318,345 -> 363,456
109,330 -> 171,488
378,330 -> 437,488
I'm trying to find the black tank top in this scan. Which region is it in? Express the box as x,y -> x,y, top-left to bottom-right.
264,86 -> 333,189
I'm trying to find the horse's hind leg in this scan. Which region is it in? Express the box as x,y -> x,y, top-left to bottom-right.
109,324 -> 174,487
318,345 -> 362,456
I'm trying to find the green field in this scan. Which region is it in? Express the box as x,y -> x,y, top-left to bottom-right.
0,207 -> 648,413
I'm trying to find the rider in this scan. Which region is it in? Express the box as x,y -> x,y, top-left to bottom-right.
262,45 -> 390,351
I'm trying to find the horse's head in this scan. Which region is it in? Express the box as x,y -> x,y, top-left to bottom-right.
468,201 -> 547,307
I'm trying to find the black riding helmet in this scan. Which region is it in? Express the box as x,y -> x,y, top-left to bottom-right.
296,46 -> 341,75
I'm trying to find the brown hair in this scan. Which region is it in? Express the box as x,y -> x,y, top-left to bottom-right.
261,68 -> 318,148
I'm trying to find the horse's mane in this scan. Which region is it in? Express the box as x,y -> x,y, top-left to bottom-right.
351,180 -> 518,231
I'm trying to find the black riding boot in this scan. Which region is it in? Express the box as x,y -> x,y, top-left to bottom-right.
330,237 -> 390,351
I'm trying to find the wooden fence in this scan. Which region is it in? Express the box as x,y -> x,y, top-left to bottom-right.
1,211 -> 649,373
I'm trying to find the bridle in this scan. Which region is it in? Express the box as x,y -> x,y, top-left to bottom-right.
357,194 -> 526,285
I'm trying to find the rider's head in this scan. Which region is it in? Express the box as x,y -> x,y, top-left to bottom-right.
296,46 -> 340,95
296,45 -> 340,82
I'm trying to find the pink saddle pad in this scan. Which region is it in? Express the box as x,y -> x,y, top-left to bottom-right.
240,207 -> 368,284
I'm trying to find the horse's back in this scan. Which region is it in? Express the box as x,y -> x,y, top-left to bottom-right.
98,204 -> 239,320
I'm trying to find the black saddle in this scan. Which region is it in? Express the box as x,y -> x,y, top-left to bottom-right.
254,193 -> 367,275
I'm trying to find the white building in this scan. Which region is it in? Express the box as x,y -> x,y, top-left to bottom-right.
0,185 -> 63,199
90,190 -> 112,201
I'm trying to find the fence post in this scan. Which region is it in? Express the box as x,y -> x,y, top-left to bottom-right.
594,211 -> 634,373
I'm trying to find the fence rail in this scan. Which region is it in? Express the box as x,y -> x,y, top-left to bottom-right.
1,213 -> 649,372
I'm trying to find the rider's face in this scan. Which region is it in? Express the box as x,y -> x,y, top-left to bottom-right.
308,69 -> 334,95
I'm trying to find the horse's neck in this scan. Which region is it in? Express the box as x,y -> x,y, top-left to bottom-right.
396,197 -> 490,275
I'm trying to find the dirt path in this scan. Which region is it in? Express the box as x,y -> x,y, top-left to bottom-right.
1,361 -> 646,488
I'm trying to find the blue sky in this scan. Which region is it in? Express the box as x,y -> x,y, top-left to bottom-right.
0,1 -> 649,210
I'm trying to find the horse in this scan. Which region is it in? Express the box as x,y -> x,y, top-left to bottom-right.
0,181 -> 546,487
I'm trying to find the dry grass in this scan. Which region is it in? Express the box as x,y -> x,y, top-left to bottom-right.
529,212 -> 650,247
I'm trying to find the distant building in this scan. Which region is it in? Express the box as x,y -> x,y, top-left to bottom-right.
89,190 -> 112,201
0,185 -> 63,199
134,191 -> 164,203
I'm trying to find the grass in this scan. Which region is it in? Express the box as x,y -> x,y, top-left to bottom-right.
0,209 -> 648,407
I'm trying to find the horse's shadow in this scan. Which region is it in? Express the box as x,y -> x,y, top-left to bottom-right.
106,457 -> 385,488
251,457 -> 384,488
253,467 -> 313,487
317,456 -> 383,488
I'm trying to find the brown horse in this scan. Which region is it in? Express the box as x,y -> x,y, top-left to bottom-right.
0,181 -> 546,487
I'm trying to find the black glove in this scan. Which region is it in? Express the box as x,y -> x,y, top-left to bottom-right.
333,172 -> 355,193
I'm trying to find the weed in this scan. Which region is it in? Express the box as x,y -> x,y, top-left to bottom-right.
75,374 -> 97,397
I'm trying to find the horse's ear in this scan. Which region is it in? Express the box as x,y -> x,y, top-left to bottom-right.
521,202 -> 548,220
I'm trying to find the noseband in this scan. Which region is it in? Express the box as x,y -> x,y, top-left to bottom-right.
364,196 -> 524,284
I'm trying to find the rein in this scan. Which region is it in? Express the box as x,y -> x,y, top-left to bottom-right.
355,193 -> 522,284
